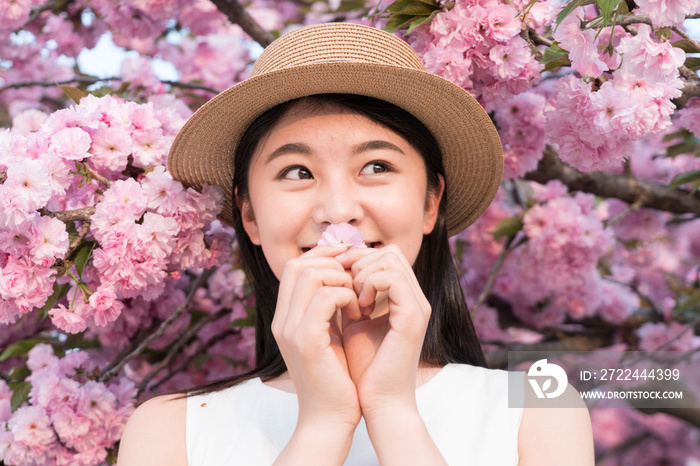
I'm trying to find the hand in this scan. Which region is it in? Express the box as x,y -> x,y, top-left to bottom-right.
336,245 -> 432,418
272,245 -> 364,430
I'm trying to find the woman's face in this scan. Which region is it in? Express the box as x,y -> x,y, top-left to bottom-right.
239,102 -> 444,279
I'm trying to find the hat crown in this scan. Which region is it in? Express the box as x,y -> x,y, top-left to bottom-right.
251,22 -> 426,77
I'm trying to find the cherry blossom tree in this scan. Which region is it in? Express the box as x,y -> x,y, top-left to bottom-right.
1,0 -> 700,464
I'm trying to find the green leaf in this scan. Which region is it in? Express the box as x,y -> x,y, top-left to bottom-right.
555,0 -> 595,30
596,0 -> 621,26
490,216 -> 523,240
676,290 -> 700,312
386,0 -> 438,11
0,339 -> 40,362
8,365 -> 30,384
58,84 -> 87,104
541,43 -> 572,71
384,14 -> 416,33
10,381 -> 31,412
684,57 -> 700,72
406,10 -> 439,34
672,39 -> 700,54
666,140 -> 699,158
662,128 -> 692,142
669,169 -> 700,189
395,2 -> 435,15
655,27 -> 672,40
387,0 -> 413,12
72,241 -> 95,278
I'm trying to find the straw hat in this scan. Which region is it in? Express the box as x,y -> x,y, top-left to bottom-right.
167,22 -> 503,237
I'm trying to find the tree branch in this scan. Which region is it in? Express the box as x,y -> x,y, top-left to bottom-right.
98,268 -> 217,382
471,237 -> 517,317
84,163 -> 112,188
521,30 -> 543,61
209,0 -> 275,48
27,0 -> 70,24
147,326 -> 241,393
52,220 -> 92,276
40,207 -> 95,223
136,307 -> 230,393
0,77 -> 220,95
615,15 -> 653,26
525,146 -> 700,216
671,25 -> 700,54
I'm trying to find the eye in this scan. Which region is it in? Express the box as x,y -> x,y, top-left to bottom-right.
360,161 -> 391,175
280,166 -> 313,180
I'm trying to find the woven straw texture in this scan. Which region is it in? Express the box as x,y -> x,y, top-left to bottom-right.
167,22 -> 503,237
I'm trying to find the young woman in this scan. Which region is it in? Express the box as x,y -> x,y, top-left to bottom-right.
117,23 -> 594,465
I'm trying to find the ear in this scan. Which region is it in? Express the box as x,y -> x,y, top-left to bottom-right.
235,188 -> 261,245
423,173 -> 445,235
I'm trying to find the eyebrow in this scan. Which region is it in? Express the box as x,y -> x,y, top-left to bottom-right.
353,140 -> 405,156
264,140 -> 405,164
264,143 -> 312,164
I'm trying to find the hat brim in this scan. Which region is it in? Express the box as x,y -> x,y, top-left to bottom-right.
167,61 -> 503,237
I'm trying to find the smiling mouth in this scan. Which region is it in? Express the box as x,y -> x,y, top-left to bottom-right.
301,242 -> 382,253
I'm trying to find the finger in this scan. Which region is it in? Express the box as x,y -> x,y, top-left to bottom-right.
359,269 -> 430,336
294,286 -> 360,346
334,246 -> 376,270
352,248 -> 412,299
349,244 -> 413,279
304,244 -> 350,258
276,254 -> 348,315
277,267 -> 356,334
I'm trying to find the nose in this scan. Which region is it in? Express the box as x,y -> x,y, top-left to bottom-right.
311,178 -> 364,227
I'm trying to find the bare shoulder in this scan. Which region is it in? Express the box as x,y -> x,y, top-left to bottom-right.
517,384 -> 594,466
116,393 -> 188,466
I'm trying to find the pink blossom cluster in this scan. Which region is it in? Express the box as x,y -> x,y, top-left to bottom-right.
494,92 -> 547,179
409,0 -> 543,110
29,10 -> 106,59
637,321 -> 700,351
0,42 -> 75,119
459,182 -> 641,329
158,30 -> 252,92
593,389 -> 700,464
634,0 -> 700,27
88,0 -> 185,49
553,12 -> 622,78
120,57 -> 168,97
546,22 -> 685,172
55,167 -> 228,333
677,97 -> 700,136
500,190 -> 621,327
606,220 -> 699,320
0,0 -> 44,34
0,129 -> 70,323
317,222 -> 367,250
1,94 -> 231,332
0,344 -> 135,466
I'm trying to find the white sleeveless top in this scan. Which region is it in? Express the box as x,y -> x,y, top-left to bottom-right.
186,363 -> 523,465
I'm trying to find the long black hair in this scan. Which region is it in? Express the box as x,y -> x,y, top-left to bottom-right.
186,94 -> 485,397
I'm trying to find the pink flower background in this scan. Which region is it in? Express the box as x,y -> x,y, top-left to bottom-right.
1,0 -> 700,464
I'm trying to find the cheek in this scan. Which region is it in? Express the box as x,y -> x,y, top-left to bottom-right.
374,184 -> 428,263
